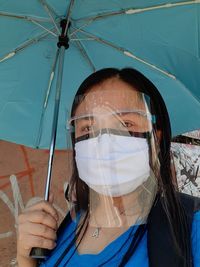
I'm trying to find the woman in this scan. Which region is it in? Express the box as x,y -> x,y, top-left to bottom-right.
17,68 -> 200,267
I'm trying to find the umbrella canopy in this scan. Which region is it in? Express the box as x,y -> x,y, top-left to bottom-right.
0,0 -> 200,149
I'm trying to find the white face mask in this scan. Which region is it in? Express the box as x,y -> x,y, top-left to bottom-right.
75,133 -> 150,197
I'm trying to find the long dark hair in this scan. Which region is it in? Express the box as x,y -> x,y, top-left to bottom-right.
60,68 -> 190,266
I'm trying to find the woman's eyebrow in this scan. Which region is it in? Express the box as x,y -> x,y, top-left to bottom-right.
118,112 -> 133,116
77,115 -> 94,122
118,112 -> 144,116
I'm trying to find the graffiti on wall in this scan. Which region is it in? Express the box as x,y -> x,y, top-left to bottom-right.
0,141 -> 69,267
171,142 -> 200,197
0,174 -> 67,239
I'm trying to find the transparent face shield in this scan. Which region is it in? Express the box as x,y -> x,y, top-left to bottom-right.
66,88 -> 159,230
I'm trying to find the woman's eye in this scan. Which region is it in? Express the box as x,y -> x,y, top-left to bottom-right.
121,121 -> 134,128
125,122 -> 133,128
81,125 -> 92,133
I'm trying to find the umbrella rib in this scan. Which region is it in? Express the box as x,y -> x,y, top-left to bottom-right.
36,49 -> 60,148
125,0 -> 200,14
71,27 -> 176,79
123,51 -> 175,79
73,0 -> 200,22
38,0 -> 59,18
29,19 -> 58,37
0,11 -> 59,37
0,27 -> 57,63
63,0 -> 75,36
73,10 -> 124,22
71,37 -> 94,41
72,34 -> 96,72
38,0 -> 61,35
69,19 -> 95,36
0,11 -> 51,22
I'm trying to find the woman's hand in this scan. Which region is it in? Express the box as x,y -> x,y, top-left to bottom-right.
17,194 -> 59,267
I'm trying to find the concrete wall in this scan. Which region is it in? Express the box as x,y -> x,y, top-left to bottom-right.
0,140 -> 71,267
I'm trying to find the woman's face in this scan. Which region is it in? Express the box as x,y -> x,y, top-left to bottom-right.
71,77 -> 159,214
73,78 -> 151,139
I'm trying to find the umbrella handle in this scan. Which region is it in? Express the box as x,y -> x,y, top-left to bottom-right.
30,247 -> 50,260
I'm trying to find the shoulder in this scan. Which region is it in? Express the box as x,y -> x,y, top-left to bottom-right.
191,209 -> 200,266
179,193 -> 200,266
177,192 -> 200,212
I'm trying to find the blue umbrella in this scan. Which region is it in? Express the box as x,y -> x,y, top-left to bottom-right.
0,0 -> 200,149
1,0 -> 200,258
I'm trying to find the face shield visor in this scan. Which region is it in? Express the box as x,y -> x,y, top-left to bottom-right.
66,88 -> 159,229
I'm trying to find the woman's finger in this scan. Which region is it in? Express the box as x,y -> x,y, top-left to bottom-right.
19,221 -> 57,241
21,234 -> 57,251
23,201 -> 59,222
18,210 -> 58,230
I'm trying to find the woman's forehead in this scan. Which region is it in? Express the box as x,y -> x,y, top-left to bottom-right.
75,79 -> 145,115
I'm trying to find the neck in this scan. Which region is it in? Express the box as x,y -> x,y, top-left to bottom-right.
89,186 -> 150,228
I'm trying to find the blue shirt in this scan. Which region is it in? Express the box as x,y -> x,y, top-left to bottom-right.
40,211 -> 200,267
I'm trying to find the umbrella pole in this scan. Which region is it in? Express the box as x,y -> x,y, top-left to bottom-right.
30,17 -> 70,260
44,46 -> 65,202
30,46 -> 66,260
